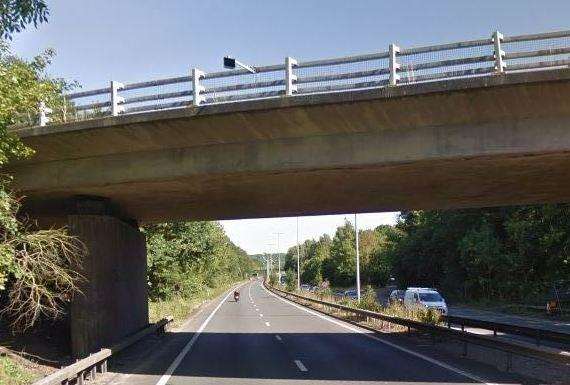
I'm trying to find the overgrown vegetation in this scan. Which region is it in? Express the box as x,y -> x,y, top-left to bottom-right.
284,206 -> 570,304
144,221 -> 258,322
0,36 -> 85,332
0,356 -> 35,385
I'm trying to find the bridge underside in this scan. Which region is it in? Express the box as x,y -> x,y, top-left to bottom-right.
19,151 -> 570,225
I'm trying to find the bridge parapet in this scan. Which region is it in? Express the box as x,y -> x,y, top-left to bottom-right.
33,29 -> 570,127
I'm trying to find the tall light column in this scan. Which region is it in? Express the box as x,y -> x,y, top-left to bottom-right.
274,232 -> 284,282
355,213 -> 361,301
296,217 -> 301,290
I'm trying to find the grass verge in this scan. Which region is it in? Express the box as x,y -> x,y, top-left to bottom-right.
149,281 -> 242,328
0,356 -> 36,385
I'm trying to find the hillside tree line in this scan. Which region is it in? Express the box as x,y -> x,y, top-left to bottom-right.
284,205 -> 570,303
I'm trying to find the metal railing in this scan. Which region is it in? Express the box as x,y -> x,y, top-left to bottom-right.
266,284 -> 570,367
37,29 -> 570,126
445,315 -> 570,347
32,317 -> 172,385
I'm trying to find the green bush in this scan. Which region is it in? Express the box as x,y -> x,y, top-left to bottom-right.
356,286 -> 381,312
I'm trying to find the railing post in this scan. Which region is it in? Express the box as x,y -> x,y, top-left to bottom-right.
38,101 -> 52,126
110,80 -> 125,116
285,56 -> 298,96
492,30 -> 506,74
192,68 -> 205,106
389,43 -> 400,86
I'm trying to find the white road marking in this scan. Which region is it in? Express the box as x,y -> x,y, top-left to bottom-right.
155,285 -> 242,385
255,308 -> 259,312
248,282 -> 254,303
262,283 -> 496,385
265,321 -> 270,327
259,314 -> 263,317
294,360 -> 308,372
275,334 -> 282,341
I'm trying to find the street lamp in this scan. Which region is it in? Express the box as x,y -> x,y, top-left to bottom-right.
223,56 -> 257,73
355,213 -> 361,301
274,232 -> 284,283
296,217 -> 301,291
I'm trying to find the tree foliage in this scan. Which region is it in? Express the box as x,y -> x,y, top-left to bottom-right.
286,206 -> 570,303
0,41 -> 85,331
143,221 -> 257,301
0,0 -> 48,40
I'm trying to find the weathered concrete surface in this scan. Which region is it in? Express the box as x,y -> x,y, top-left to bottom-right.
68,213 -> 148,357
9,68 -> 570,224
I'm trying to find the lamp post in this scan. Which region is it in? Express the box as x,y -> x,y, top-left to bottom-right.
355,213 -> 361,301
274,232 -> 284,283
296,217 -> 301,290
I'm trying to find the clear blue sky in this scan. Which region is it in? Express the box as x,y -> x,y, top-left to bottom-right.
10,0 -> 569,254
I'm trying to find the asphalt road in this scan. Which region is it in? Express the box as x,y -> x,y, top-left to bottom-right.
103,280 -> 531,385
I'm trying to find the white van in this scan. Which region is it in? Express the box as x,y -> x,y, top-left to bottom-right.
403,287 -> 448,315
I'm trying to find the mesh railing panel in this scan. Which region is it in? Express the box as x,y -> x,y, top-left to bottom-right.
203,69 -> 285,104
399,43 -> 495,84
503,35 -> 570,72
296,58 -> 390,94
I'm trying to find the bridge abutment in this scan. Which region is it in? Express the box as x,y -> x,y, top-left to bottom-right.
67,198 -> 148,357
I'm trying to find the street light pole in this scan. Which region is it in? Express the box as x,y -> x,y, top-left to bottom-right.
355,213 -> 361,301
296,217 -> 301,290
274,232 -> 284,282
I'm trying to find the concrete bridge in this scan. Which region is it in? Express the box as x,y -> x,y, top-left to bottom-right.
8,29 -> 570,357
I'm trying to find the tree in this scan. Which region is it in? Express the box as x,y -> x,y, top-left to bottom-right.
329,220 -> 356,286
0,0 -> 48,40
0,41 -> 86,331
144,221 -> 257,301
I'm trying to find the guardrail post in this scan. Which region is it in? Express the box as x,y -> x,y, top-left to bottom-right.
192,68 -> 205,106
389,43 -> 400,86
110,80 -> 125,116
492,30 -> 506,74
285,56 -> 298,96
38,101 -> 52,126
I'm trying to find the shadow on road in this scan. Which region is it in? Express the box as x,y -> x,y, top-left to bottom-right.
106,330 -> 512,383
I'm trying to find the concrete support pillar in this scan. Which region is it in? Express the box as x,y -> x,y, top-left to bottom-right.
67,200 -> 148,357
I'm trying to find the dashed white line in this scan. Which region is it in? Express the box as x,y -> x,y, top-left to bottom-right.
265,321 -> 270,327
294,360 -> 308,372
255,308 -> 259,312
259,314 -> 263,317
248,281 -> 254,303
262,283 -> 495,385
275,334 -> 282,342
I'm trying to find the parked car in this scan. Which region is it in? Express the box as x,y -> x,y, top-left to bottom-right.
389,289 -> 405,305
403,287 -> 448,315
300,284 -> 312,291
343,289 -> 358,300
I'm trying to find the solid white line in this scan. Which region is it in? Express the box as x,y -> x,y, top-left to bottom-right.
262,284 -> 496,385
275,334 -> 282,341
155,286 -> 239,385
248,281 -> 254,303
265,321 -> 270,327
294,359 -> 308,372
